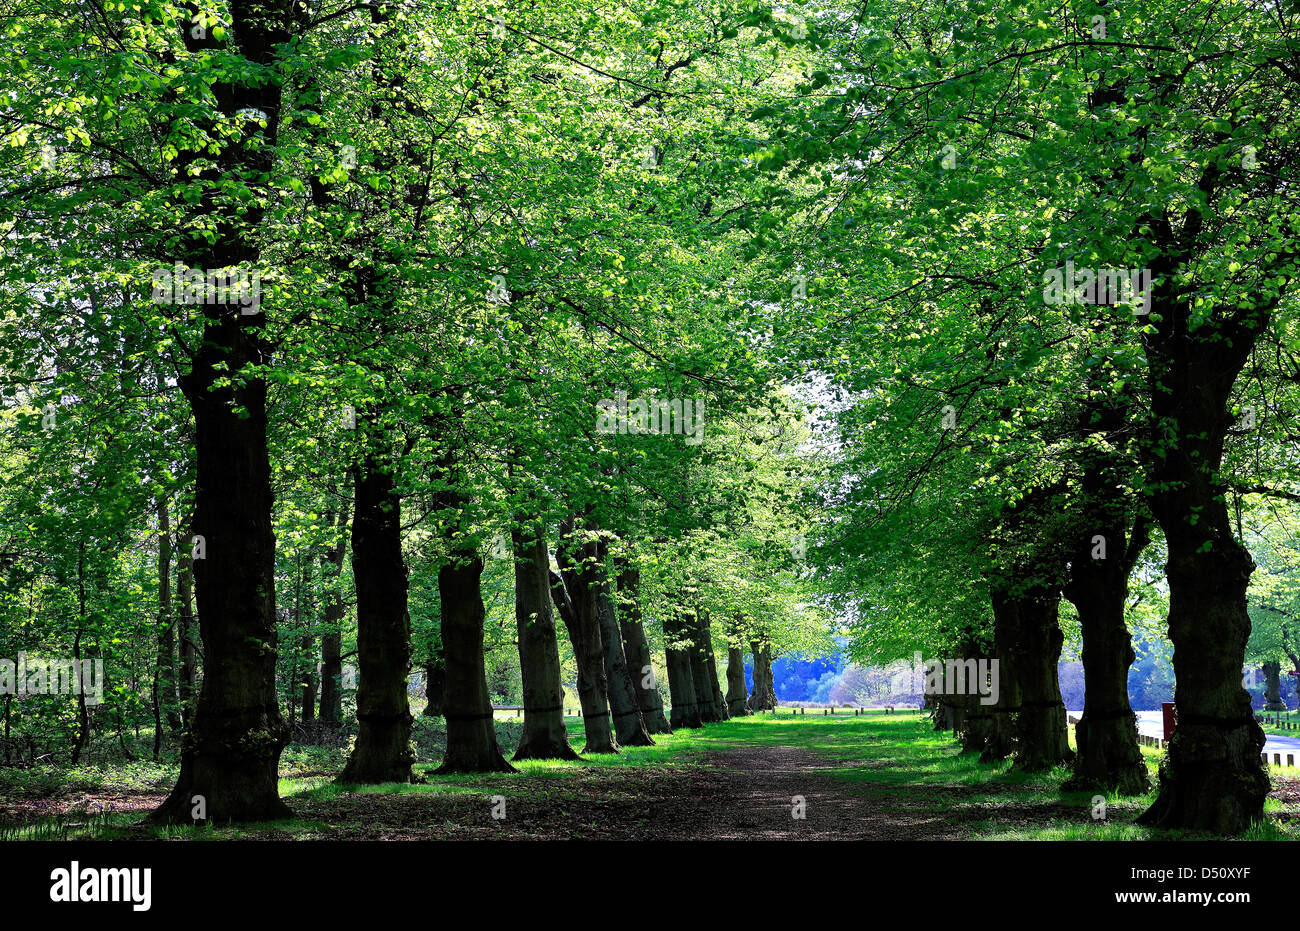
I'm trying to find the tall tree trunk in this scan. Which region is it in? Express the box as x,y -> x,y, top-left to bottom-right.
1012,584 -> 1073,771
317,496 -> 349,730
423,642 -> 445,717
724,613 -> 751,716
300,632 -> 317,725
152,317 -> 289,822
147,0 -> 297,826
1136,275 -> 1270,832
980,584 -> 1020,762
70,581 -> 91,768
1065,510 -> 1149,793
959,688 -> 993,752
176,532 -> 197,729
1055,334 -> 1151,791
933,696 -> 958,732
704,626 -> 730,721
286,556 -> 302,728
664,608 -> 703,729
1263,661 -> 1286,712
685,608 -> 722,723
747,640 -> 777,711
551,526 -> 618,752
512,525 -> 581,761
151,405 -> 289,818
954,638 -> 988,750
726,646 -> 750,717
615,561 -> 671,734
436,541 -> 515,773
590,539 -> 654,746
339,461 -> 414,784
154,500 -> 180,754
549,569 -> 617,751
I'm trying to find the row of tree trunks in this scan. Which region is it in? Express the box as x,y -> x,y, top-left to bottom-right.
955,635 -> 992,750
927,691 -> 957,732
338,459 -> 414,784
926,662 -> 964,732
942,696 -> 961,732
616,562 -> 672,734
512,524 -> 581,761
976,576 -> 1072,771
958,688 -> 993,752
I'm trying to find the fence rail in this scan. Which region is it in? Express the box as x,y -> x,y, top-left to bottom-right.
1067,714 -> 1298,765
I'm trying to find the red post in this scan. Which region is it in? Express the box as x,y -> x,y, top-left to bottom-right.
1162,701 -> 1177,741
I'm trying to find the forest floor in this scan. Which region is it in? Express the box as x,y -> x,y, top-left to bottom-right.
2,710 -> 1299,840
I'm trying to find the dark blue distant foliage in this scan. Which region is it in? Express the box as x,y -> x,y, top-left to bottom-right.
745,636 -> 1295,710
754,654 -> 845,701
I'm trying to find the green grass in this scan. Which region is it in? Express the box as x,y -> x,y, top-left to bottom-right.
1257,710 -> 1300,738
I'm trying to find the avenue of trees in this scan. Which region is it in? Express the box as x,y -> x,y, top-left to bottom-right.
2,0 -> 1299,836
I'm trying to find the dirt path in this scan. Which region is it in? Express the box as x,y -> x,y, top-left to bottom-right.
3,742 -> 970,840
277,743 -> 967,840
675,745 -> 963,840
